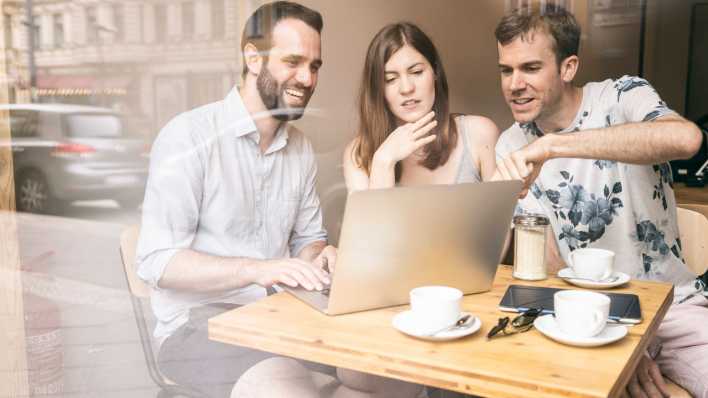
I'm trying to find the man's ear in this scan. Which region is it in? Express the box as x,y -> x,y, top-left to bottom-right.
244,43 -> 263,76
560,55 -> 579,83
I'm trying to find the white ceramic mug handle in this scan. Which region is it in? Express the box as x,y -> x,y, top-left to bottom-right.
600,267 -> 613,281
589,310 -> 606,336
567,251 -> 575,269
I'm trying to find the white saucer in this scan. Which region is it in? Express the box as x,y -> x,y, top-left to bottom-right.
392,311 -> 481,341
534,315 -> 628,347
558,268 -> 630,289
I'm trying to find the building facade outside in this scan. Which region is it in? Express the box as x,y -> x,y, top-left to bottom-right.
1,0 -> 262,135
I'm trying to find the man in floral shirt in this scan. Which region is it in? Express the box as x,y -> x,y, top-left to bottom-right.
493,5 -> 707,398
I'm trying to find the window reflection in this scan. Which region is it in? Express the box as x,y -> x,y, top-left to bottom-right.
0,1 -> 700,397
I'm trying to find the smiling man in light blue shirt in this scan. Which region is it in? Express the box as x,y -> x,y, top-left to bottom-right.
135,2 -> 336,397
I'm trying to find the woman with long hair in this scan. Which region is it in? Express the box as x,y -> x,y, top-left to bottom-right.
344,22 -> 499,191
233,22 -> 498,398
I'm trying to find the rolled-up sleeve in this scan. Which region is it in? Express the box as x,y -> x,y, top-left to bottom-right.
289,141 -> 327,256
615,76 -> 678,123
136,115 -> 206,288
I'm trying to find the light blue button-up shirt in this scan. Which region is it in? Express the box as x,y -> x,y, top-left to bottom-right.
136,89 -> 327,343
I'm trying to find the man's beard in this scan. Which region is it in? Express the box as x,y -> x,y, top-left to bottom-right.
256,66 -> 310,122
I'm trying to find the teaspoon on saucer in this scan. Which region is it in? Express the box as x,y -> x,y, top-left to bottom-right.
423,314 -> 472,336
563,275 -> 620,283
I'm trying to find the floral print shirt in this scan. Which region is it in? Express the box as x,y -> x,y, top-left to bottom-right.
496,76 -> 701,301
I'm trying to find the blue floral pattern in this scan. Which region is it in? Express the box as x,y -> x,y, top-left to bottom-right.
594,160 -> 616,170
521,122 -> 544,138
635,220 -> 683,272
530,183 -> 543,200
652,163 -> 673,210
642,100 -> 671,122
497,76 -> 694,288
613,76 -> 650,102
545,171 -> 624,250
592,115 -> 617,170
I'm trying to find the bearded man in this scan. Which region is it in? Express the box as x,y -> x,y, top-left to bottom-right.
135,2 -> 336,397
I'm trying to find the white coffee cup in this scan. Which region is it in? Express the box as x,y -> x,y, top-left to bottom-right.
567,248 -> 615,281
554,290 -> 610,338
409,286 -> 462,334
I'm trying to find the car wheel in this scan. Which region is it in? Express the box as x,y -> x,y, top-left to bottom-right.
15,170 -> 52,214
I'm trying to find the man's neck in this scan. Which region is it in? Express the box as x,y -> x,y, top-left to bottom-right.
239,81 -> 284,153
536,85 -> 583,134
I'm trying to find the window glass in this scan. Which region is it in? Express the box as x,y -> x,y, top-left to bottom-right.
86,6 -> 97,44
64,114 -> 123,138
9,110 -> 39,138
211,0 -> 224,39
155,4 -> 166,43
182,2 -> 194,38
114,4 -> 124,42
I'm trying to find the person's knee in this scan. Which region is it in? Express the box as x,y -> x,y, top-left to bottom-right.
695,321 -> 708,343
336,368 -> 423,398
232,357 -> 320,398
336,368 -> 378,392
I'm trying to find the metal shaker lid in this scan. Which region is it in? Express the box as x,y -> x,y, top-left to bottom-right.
513,214 -> 550,226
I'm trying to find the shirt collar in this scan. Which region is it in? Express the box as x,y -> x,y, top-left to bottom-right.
222,88 -> 290,153
222,88 -> 258,138
520,86 -> 589,139
265,124 -> 290,155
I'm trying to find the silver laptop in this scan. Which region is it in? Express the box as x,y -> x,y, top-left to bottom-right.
284,181 -> 523,315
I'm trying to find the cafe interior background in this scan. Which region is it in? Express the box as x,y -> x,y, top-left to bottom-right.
0,0 -> 706,396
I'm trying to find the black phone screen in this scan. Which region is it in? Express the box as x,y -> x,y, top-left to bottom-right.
498,285 -> 642,324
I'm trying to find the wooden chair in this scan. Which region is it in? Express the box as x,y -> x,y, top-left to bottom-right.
119,225 -> 205,398
677,204 -> 708,277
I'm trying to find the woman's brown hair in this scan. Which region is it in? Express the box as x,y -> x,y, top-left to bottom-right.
353,22 -> 458,181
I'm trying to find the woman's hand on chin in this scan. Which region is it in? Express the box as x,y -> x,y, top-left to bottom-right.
375,111 -> 438,164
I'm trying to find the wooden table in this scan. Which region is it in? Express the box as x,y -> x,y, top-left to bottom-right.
209,266 -> 673,398
674,182 -> 708,205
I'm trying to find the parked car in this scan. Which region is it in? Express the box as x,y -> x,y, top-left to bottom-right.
2,103 -> 149,214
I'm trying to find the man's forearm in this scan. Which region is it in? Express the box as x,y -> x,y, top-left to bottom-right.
545,117 -> 702,164
157,249 -> 262,293
297,240 -> 327,263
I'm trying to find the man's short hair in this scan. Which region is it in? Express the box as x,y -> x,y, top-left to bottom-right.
241,1 -> 323,77
495,3 -> 580,65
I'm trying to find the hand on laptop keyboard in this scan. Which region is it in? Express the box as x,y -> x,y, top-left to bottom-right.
320,258 -> 333,297
315,245 -> 337,274
254,258 -> 330,291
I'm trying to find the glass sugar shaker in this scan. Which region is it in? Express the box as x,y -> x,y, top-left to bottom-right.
512,214 -> 550,280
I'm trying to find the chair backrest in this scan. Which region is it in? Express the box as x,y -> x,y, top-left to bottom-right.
120,225 -> 150,298
119,225 -> 205,397
677,205 -> 708,276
